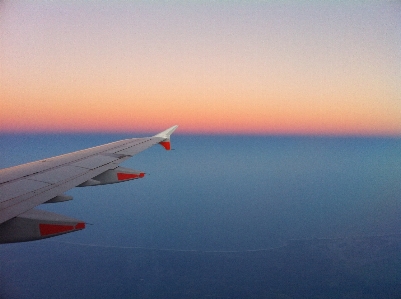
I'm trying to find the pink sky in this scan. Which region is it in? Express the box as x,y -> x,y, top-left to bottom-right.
1,1 -> 400,135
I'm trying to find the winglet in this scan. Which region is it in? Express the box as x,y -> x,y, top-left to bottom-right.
154,125 -> 178,151
154,125 -> 179,139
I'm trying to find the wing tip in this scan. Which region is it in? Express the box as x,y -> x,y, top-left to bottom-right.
154,125 -> 178,151
154,125 -> 179,139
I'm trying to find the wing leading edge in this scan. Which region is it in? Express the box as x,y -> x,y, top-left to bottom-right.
0,125 -> 178,243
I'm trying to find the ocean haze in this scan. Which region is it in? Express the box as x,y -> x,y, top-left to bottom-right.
0,134 -> 400,298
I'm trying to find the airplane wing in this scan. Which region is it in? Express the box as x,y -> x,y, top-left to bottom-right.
0,125 -> 178,243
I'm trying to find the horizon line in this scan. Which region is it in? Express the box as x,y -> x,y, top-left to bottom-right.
0,129 -> 400,138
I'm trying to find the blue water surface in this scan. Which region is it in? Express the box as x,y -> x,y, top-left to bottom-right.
0,134 -> 400,298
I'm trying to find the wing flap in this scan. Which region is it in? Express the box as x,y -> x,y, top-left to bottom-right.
69,155 -> 120,169
0,161 -> 52,184
0,179 -> 50,204
28,165 -> 88,184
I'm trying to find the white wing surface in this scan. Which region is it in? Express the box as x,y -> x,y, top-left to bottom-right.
0,125 -> 178,243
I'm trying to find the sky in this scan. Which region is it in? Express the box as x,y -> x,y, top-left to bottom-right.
1,0 -> 400,135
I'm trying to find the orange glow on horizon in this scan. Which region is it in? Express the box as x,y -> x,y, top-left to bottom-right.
1,90 -> 400,136
1,1 -> 400,137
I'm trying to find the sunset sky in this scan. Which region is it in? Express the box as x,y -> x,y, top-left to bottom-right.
1,1 -> 400,135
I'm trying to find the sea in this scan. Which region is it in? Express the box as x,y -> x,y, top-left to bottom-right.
0,134 -> 400,298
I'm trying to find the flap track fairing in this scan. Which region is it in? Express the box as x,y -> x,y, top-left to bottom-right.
78,167 -> 145,187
